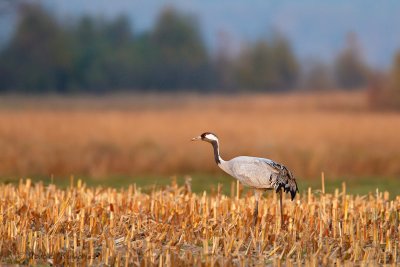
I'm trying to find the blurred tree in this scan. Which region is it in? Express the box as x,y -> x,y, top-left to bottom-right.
71,15 -> 136,92
374,51 -> 400,109
102,16 -> 138,90
71,16 -> 103,91
213,31 -> 235,91
271,35 -> 299,90
390,52 -> 400,93
235,40 -> 274,91
303,60 -> 334,91
235,36 -> 299,91
150,7 -> 212,90
105,16 -> 132,46
334,33 -> 369,89
129,33 -> 161,89
366,71 -> 387,109
0,3 -> 74,92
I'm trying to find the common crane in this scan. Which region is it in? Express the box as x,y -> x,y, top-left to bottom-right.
192,132 -> 298,226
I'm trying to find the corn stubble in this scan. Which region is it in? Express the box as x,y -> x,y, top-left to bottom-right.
0,178 -> 399,266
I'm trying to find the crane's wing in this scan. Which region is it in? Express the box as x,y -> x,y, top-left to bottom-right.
265,159 -> 298,200
228,157 -> 298,200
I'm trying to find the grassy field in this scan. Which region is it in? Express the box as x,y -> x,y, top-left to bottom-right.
0,92 -> 399,181
2,174 -> 400,197
1,179 -> 398,265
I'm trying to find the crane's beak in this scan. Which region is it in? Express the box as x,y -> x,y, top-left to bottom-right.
191,136 -> 201,141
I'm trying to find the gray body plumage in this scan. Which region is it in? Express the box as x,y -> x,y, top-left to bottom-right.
219,156 -> 298,200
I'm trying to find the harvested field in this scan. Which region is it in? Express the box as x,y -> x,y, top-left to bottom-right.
0,178 -> 398,265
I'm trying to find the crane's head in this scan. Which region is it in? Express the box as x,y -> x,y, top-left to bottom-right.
191,132 -> 219,143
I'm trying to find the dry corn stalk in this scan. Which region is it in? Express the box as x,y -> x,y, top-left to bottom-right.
0,179 -> 398,265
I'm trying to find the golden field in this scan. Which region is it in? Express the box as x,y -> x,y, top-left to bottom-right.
1,179 -> 398,265
0,92 -> 399,179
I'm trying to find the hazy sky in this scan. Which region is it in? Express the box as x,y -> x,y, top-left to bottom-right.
2,0 -> 400,68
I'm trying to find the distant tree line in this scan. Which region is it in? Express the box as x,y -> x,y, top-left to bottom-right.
0,3 -> 373,93
367,51 -> 400,109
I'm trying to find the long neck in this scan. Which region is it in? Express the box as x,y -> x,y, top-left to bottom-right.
210,140 -> 223,164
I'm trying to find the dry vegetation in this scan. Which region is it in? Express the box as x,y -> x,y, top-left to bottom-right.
1,178 -> 399,265
0,92 -> 399,179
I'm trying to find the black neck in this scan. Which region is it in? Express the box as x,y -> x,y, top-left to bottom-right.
211,140 -> 221,164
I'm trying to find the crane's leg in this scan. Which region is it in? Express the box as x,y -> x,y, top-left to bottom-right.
253,189 -> 261,227
279,188 -> 283,228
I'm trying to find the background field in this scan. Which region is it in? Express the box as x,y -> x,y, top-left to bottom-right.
0,92 -> 399,195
